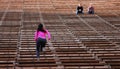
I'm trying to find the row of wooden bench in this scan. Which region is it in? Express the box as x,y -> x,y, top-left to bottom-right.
0,0 -> 120,69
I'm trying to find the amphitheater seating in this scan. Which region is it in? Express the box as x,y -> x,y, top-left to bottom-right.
0,0 -> 120,69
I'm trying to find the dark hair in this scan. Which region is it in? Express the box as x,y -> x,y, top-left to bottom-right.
37,23 -> 46,33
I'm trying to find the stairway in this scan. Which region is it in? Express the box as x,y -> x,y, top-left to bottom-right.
0,0 -> 120,69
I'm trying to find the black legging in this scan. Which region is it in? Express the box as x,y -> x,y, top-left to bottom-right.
36,38 -> 47,58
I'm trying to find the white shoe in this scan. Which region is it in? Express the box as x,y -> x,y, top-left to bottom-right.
43,48 -> 46,51
48,42 -> 52,46
37,58 -> 40,61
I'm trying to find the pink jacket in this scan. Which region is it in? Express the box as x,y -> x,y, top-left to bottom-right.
34,30 -> 51,41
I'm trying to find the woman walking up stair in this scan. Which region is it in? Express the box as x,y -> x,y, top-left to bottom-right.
34,23 -> 51,61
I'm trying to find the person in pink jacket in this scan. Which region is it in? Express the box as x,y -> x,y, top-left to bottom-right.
34,23 -> 51,59
88,3 -> 94,14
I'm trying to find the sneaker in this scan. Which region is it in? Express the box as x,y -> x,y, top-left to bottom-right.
43,48 -> 46,51
37,58 -> 40,61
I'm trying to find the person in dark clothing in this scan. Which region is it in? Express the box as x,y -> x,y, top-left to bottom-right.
88,4 -> 94,14
76,4 -> 84,14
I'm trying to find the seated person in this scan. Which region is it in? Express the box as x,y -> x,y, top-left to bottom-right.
88,4 -> 94,14
76,4 -> 83,14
